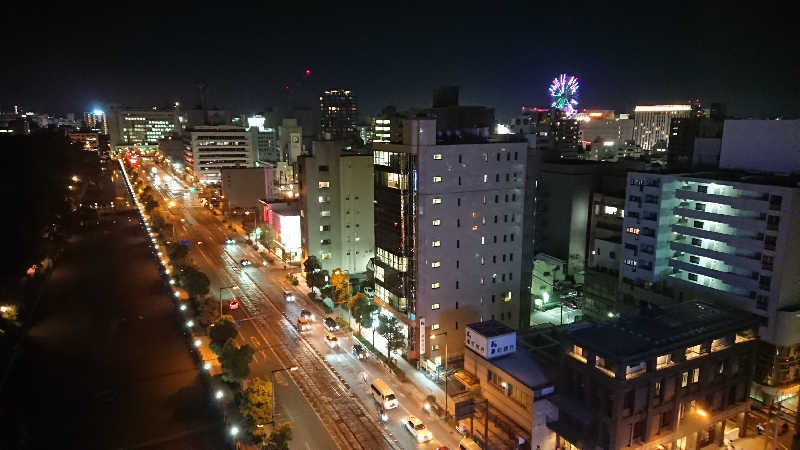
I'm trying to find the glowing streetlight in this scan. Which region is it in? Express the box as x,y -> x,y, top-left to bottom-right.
173,291 -> 180,298
169,279 -> 175,285
179,304 -> 187,311
203,362 -> 211,370
230,426 -> 239,437
215,390 -> 224,400
193,339 -> 202,347
72,175 -> 79,182
186,320 -> 194,328
696,408 -> 708,418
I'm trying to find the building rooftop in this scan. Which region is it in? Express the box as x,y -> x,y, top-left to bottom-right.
567,301 -> 758,363
467,320 -> 515,338
488,347 -> 550,389
629,168 -> 800,188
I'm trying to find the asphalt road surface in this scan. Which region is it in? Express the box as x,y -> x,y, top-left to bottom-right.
0,161 -> 227,449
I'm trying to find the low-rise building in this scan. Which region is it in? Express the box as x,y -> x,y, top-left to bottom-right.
221,167 -> 269,213
260,201 -> 302,263
551,301 -> 759,450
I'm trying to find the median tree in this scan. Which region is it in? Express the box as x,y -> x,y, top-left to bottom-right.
209,314 -> 238,354
377,314 -> 405,365
240,377 -> 273,438
166,242 -> 188,265
264,423 -> 293,450
218,339 -> 255,383
192,295 -> 219,329
181,266 -> 210,298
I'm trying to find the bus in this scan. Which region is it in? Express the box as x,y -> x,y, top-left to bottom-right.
370,378 -> 398,410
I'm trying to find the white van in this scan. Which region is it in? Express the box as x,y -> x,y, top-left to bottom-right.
459,437 -> 481,450
370,378 -> 398,409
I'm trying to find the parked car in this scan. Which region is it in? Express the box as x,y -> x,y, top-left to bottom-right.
323,317 -> 339,332
324,332 -> 339,348
300,309 -> 315,322
298,316 -> 311,332
352,343 -> 367,359
403,416 -> 433,443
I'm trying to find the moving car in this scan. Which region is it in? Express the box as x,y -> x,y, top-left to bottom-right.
298,316 -> 311,332
228,299 -> 240,310
300,309 -> 315,322
403,416 -> 433,443
225,237 -> 236,245
283,291 -> 295,302
240,259 -> 251,267
324,332 -> 339,348
352,343 -> 367,359
323,317 -> 339,332
370,379 -> 398,409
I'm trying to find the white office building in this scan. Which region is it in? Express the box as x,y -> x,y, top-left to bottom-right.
373,119 -> 528,364
186,126 -> 254,184
298,140 -> 375,274
107,105 -> 179,151
632,105 -> 692,151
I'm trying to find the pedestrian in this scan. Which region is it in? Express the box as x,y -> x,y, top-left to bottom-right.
756,423 -> 765,435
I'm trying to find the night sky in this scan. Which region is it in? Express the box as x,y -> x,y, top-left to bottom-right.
2,2 -> 798,121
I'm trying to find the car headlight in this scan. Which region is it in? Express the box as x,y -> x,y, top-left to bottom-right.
417,434 -> 425,442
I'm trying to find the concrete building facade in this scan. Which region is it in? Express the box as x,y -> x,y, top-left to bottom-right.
107,105 -> 179,151
320,89 -> 358,140
373,118 -> 528,365
298,140 -> 375,274
186,125 -> 253,185
621,170 -> 800,407
220,167 -> 269,213
633,105 -> 692,151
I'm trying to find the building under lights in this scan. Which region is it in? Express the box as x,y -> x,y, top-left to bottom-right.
372,117 -> 528,366
320,89 -> 358,140
247,115 -> 279,163
107,105 -> 180,151
298,140 -> 374,274
552,301 -> 759,450
260,201 -> 302,263
83,110 -> 108,134
185,125 -> 254,184
632,105 -> 692,151
577,111 -> 635,161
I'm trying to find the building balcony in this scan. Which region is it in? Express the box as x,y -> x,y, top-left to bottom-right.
675,188 -> 769,211
673,207 -> 763,231
669,241 -> 762,272
671,224 -> 763,252
668,258 -> 759,291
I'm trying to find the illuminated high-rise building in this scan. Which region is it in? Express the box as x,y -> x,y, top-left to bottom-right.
84,109 -> 108,134
107,105 -> 179,151
319,89 -> 357,140
632,104 -> 692,151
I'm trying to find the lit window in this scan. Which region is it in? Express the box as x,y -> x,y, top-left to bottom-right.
432,241 -> 441,247
431,261 -> 441,268
432,198 -> 442,205
432,323 -> 440,330
318,181 -> 330,189
431,303 -> 440,310
681,371 -> 688,387
375,266 -> 384,282
483,174 -> 488,183
431,282 -> 440,289
472,225 -> 478,231
692,367 -> 700,383
625,226 -> 640,235
481,236 -> 485,245
686,344 -> 702,360
433,154 -> 442,160
433,176 -> 443,183
432,219 -> 441,226
320,210 -> 331,217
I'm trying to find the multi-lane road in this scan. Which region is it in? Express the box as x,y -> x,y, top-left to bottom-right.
144,163 -> 464,450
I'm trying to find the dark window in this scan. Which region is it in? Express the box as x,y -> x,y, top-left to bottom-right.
691,238 -> 702,246
695,203 -> 706,211
514,151 -> 518,160
623,390 -> 634,410
457,219 -> 461,227
690,255 -> 700,264
456,239 -> 460,248
456,281 -> 459,289
455,301 -> 459,309
458,154 -> 462,163
319,165 -> 329,171
455,321 -> 458,329
694,220 -> 704,229
494,215 -> 498,223
458,176 -> 462,186
494,195 -> 499,203
496,173 -> 500,182
688,273 -> 698,281
697,185 -> 708,193
456,260 -> 460,268
491,295 -> 496,303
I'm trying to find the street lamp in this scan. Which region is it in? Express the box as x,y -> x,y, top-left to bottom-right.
430,332 -> 449,420
219,286 -> 239,317
270,366 -> 299,425
215,390 -> 224,400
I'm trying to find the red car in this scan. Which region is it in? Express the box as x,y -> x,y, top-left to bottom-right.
228,299 -> 241,310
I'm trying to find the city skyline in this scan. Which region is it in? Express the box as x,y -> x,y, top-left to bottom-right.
2,3 -> 798,120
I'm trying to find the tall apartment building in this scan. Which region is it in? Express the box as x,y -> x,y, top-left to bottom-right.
633,105 -> 692,151
247,115 -> 279,163
83,110 -> 108,134
320,89 -> 357,140
107,105 -> 179,151
553,301 -> 759,450
373,118 -> 528,365
620,170 -> 800,406
185,125 -> 254,184
298,140 -> 374,274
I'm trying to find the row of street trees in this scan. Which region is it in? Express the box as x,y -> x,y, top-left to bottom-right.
302,256 -> 406,367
